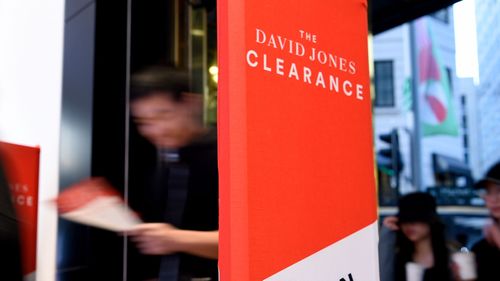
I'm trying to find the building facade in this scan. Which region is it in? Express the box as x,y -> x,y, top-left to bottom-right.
373,8 -> 476,203
475,0 -> 500,173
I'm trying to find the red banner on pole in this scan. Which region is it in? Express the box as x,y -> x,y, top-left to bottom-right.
218,0 -> 379,280
0,142 -> 40,279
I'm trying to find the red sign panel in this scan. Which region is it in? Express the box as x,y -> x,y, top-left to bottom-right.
0,142 -> 40,278
218,0 -> 379,280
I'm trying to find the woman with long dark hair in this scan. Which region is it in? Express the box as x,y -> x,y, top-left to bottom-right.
380,192 -> 454,281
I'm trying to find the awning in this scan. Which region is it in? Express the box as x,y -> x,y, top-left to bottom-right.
432,153 -> 472,177
371,0 -> 462,34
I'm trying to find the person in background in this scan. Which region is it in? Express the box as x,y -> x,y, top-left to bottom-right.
472,161 -> 500,281
379,192 -> 454,281
0,161 -> 23,281
128,66 -> 218,281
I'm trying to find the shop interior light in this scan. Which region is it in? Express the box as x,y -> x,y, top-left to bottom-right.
209,65 -> 218,83
209,65 -> 218,75
191,29 -> 205,36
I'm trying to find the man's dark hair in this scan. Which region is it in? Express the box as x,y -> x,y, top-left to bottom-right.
131,66 -> 191,102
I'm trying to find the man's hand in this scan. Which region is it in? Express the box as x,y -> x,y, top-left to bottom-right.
129,223 -> 219,259
129,223 -> 182,255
